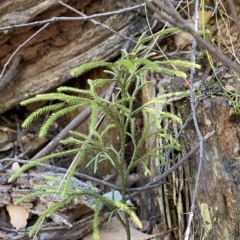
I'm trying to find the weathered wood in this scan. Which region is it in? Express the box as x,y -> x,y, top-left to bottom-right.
139,74 -> 167,236
0,170 -> 110,239
0,171 -> 97,220
0,0 -> 144,114
175,96 -> 240,239
5,213 -> 110,240
139,67 -> 240,239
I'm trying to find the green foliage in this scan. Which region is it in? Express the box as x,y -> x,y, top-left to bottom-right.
9,30 -> 197,240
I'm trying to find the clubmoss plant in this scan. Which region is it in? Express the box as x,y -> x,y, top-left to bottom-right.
9,30 -> 200,240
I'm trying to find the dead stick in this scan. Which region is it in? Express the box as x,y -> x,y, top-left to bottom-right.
0,55 -> 21,91
143,0 -> 240,74
129,131 -> 215,199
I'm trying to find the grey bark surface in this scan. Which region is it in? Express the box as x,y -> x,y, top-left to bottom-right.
176,96 -> 240,239
0,170 -> 110,240
0,0 -> 143,239
140,74 -> 240,239
0,0 -> 144,114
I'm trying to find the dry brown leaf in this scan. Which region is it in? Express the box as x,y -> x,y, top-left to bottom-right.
21,133 -> 35,142
195,10 -> 213,28
0,142 -> 14,152
174,19 -> 194,49
0,126 -> 16,133
225,84 -> 235,92
23,135 -> 48,152
11,162 -> 21,172
7,163 -> 29,230
223,73 -> 233,79
83,217 -> 157,240
175,10 -> 213,49
6,205 -> 29,230
0,130 -> 8,143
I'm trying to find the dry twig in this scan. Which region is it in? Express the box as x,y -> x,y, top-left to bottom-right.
143,0 -> 240,73
184,0 -> 204,238
0,3 -> 145,32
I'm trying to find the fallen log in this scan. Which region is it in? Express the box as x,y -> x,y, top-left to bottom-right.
0,0 -> 145,114
0,170 -> 110,239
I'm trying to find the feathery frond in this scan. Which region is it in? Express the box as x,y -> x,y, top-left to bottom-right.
39,104 -> 83,137
13,30 -> 196,240
71,61 -> 113,77
22,102 -> 65,128
8,149 -> 79,182
159,60 -> 201,69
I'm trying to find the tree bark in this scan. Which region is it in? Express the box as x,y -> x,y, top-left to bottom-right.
0,0 -> 144,114
177,96 -> 240,239
140,75 -> 240,239
0,170 -> 110,240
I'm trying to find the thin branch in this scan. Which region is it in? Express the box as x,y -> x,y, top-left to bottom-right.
226,0 -> 240,38
143,0 -> 240,74
0,130 -> 214,204
184,0 -> 204,238
0,157 -> 166,195
129,131 -> 215,199
0,55 -> 21,91
0,158 -> 120,189
58,0 -> 136,43
0,23 -> 50,81
0,131 -> 212,195
0,2 -> 145,83
0,3 -> 145,31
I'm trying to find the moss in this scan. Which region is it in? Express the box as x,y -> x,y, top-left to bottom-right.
229,112 -> 240,122
200,203 -> 213,232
